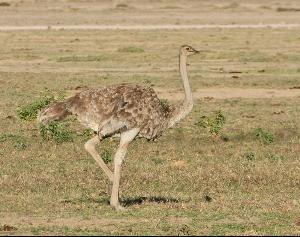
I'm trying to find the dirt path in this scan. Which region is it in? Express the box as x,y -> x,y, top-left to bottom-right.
156,87 -> 300,100
65,87 -> 300,100
0,24 -> 300,31
0,215 -> 187,234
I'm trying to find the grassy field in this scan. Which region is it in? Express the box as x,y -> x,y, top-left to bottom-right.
0,28 -> 300,235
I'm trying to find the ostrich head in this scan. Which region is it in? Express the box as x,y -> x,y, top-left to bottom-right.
37,102 -> 70,125
180,45 -> 199,56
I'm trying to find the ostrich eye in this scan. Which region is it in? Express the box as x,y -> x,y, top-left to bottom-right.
186,47 -> 190,50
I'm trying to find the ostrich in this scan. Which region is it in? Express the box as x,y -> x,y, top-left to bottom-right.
38,45 -> 199,211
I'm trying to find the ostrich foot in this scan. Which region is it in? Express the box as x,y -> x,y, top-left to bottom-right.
113,204 -> 126,211
106,183 -> 112,195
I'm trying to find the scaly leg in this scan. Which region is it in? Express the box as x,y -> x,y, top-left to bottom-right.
84,136 -> 114,182
110,128 -> 140,211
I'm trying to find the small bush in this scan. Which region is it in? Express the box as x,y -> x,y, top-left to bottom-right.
196,110 -> 226,135
101,149 -> 113,164
253,128 -> 274,144
18,95 -> 55,121
39,121 -> 74,143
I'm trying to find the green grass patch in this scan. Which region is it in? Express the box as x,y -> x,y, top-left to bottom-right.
253,127 -> 274,144
57,55 -> 107,62
211,223 -> 247,235
0,134 -> 28,150
117,46 -> 145,53
39,121 -> 74,143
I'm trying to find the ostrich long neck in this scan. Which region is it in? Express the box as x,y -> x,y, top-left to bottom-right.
168,53 -> 193,128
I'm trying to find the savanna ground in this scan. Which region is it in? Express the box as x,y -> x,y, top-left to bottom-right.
1,0 -> 300,235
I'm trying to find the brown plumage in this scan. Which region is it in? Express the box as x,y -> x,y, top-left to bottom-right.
38,45 -> 199,211
69,84 -> 173,140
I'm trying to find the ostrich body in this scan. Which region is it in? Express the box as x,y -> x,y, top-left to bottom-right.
38,45 -> 199,210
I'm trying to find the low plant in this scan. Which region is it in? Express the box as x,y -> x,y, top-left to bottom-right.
244,152 -> 255,161
39,121 -> 74,144
18,95 -> 55,121
101,149 -> 113,164
196,110 -> 226,135
253,127 -> 274,144
81,129 -> 94,140
18,89 -> 67,122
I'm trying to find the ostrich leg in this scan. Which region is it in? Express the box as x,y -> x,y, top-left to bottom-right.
110,128 -> 140,211
84,136 -> 114,182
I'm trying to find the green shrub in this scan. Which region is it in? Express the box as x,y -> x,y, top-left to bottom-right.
101,149 -> 113,164
18,95 -> 55,121
39,121 -> 74,143
196,110 -> 226,135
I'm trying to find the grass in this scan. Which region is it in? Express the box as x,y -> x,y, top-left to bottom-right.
57,55 -> 108,62
253,127 -> 275,145
39,121 -> 74,144
0,134 -> 27,150
0,28 -> 300,235
117,46 -> 145,53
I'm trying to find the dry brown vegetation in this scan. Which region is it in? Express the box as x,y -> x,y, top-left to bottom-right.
0,0 -> 300,235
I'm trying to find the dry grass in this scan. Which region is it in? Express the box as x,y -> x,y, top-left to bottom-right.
0,28 -> 300,235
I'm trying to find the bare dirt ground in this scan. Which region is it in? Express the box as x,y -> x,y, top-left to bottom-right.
0,0 -> 300,27
157,88 -> 300,100
65,87 -> 300,101
0,0 -> 300,26
1,23 -> 300,31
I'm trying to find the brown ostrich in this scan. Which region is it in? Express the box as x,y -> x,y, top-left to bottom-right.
38,45 -> 199,211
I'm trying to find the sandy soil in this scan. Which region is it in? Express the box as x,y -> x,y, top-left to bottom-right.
1,23 -> 300,31
0,214 -> 189,235
0,215 -> 151,230
157,88 -> 300,100
0,0 -> 300,27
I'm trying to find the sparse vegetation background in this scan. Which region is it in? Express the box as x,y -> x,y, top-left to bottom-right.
0,0 -> 300,235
